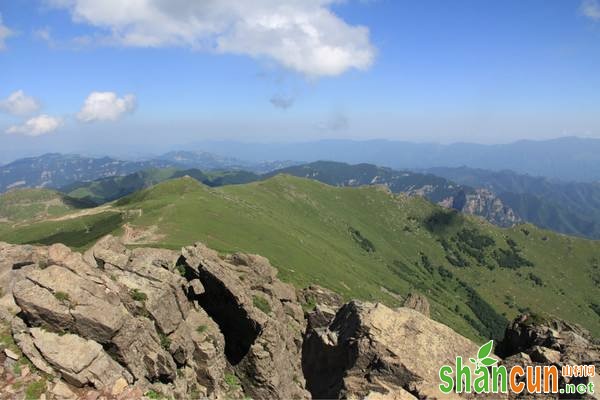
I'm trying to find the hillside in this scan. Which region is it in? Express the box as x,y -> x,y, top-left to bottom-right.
0,188 -> 92,224
266,161 -> 520,227
1,176 -> 598,342
63,168 -> 260,205
428,166 -> 600,239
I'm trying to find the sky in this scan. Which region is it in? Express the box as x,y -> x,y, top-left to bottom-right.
1,0 -> 600,160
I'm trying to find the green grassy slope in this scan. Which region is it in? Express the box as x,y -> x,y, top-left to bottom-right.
1,176 -> 599,341
63,168 -> 260,205
0,188 -> 92,223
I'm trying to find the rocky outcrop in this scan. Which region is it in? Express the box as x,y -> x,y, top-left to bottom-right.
402,291 -> 430,317
302,301 -> 480,399
497,314 -> 600,399
0,237 -> 311,399
180,243 -> 309,399
451,189 -> 521,228
1,237 -> 599,399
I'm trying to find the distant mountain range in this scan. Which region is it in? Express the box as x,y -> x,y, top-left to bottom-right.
190,136 -> 600,182
5,151 -> 600,239
55,160 -> 517,228
426,166 -> 600,239
0,152 -> 296,193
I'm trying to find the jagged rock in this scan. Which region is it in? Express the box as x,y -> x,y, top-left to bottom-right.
167,308 -> 226,394
402,291 -> 430,317
30,327 -> 131,389
303,301 -> 481,399
85,235 -> 130,269
11,317 -> 55,375
306,304 -> 338,329
497,314 -> 600,365
13,264 -> 129,343
529,345 -> 561,364
182,243 -> 310,399
299,285 -> 343,310
110,317 -> 177,383
300,285 -> 344,329
51,380 -> 77,400
0,242 -> 47,312
498,314 -> 600,399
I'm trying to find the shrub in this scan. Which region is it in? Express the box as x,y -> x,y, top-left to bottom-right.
590,303 -> 600,318
528,273 -> 544,287
253,295 -> 271,314
159,333 -> 171,350
130,288 -> 148,302
196,325 -> 208,334
349,227 -> 376,253
224,373 -> 241,390
25,380 -> 46,400
53,291 -> 70,304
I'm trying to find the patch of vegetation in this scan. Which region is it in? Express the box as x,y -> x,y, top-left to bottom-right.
424,209 -> 460,233
224,373 -> 241,390
301,295 -> 317,312
175,264 -> 186,276
437,265 -> 453,280
25,379 -> 46,400
159,333 -> 171,350
527,273 -> 544,287
419,252 -> 433,274
349,227 -> 375,253
253,295 -> 271,315
144,390 -> 163,399
196,324 -> 208,334
590,303 -> 600,318
493,238 -> 534,269
459,280 -> 508,340
130,288 -> 148,302
53,291 -> 70,304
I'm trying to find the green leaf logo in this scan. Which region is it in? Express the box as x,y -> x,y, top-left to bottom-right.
471,340 -> 498,369
478,340 -> 493,359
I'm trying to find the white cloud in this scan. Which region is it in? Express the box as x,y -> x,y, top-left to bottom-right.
581,0 -> 600,20
0,90 -> 42,116
47,0 -> 375,77
77,91 -> 136,122
6,115 -> 62,136
0,13 -> 13,50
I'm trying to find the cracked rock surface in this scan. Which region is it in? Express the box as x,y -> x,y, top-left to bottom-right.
0,237 -> 598,399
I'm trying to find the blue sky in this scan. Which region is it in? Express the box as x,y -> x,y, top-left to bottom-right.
1,0 -> 600,159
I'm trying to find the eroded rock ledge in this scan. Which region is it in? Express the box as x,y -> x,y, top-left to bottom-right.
0,237 -> 598,399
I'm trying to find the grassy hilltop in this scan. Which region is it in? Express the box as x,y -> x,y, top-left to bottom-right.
1,175 -> 599,342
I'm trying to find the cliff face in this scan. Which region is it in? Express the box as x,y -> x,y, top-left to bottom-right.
0,237 -> 597,399
451,188 -> 522,227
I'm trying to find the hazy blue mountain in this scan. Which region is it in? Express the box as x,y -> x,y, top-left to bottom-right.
156,151 -> 299,173
191,136 -> 600,182
0,153 -> 173,193
426,166 -> 600,239
0,152 -> 293,194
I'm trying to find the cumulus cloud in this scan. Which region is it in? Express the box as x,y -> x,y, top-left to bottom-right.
270,93 -> 295,110
0,13 -> 13,50
0,90 -> 42,116
6,115 -> 62,136
47,0 -> 375,77
77,92 -> 136,122
581,0 -> 600,20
